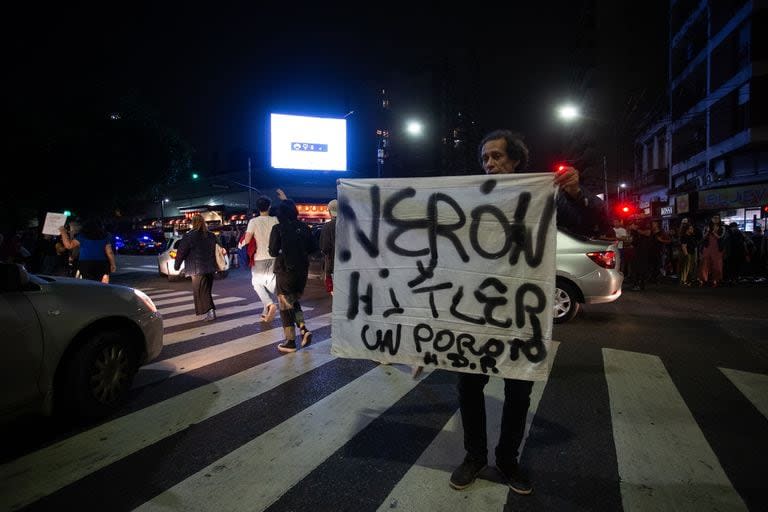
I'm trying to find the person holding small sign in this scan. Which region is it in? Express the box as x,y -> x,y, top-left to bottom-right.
58,218 -> 116,283
450,130 -> 607,495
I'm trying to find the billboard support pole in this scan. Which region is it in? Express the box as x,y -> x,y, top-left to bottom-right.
247,157 -> 253,216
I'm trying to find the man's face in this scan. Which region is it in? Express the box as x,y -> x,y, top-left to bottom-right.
481,138 -> 519,175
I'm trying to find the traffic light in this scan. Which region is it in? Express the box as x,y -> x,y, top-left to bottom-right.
615,202 -> 635,218
63,210 -> 72,217
762,204 -> 768,218
191,173 -> 199,180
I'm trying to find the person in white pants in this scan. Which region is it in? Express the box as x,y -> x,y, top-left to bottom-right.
239,194 -> 280,322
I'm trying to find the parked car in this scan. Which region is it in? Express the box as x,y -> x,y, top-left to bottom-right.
0,263 -> 163,423
157,236 -> 230,281
554,229 -> 623,323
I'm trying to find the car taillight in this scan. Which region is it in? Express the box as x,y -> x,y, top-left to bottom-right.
170,250 -> 177,259
587,250 -> 615,269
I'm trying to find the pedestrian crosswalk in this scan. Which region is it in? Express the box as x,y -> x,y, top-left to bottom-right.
0,286 -> 764,512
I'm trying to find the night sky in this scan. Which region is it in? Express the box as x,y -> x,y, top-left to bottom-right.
7,2 -> 667,179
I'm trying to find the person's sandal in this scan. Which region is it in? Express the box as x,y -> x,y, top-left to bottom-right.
300,326 -> 313,347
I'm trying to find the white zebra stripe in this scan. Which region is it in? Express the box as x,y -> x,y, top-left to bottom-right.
161,303 -> 264,328
603,349 -> 747,512
145,290 -> 192,300
719,367 -> 768,420
162,308 -> 314,345
134,363 -> 423,512
157,296 -> 245,315
135,313 -> 333,386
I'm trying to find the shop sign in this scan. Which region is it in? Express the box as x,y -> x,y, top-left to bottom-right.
660,206 -> 673,216
699,184 -> 768,210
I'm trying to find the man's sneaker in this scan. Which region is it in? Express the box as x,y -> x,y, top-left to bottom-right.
300,327 -> 313,347
449,456 -> 487,490
278,340 -> 297,353
497,462 -> 533,495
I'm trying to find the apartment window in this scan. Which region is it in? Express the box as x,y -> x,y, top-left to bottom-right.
737,82 -> 750,132
737,22 -> 751,69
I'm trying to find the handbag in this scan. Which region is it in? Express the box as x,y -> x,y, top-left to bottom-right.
215,243 -> 227,271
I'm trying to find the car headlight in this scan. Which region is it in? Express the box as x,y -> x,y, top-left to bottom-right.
133,288 -> 158,313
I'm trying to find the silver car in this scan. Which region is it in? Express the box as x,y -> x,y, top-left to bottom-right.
554,229 -> 623,323
157,236 -> 230,281
0,263 -> 163,422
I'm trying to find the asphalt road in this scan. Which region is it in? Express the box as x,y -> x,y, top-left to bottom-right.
2,255 -> 766,511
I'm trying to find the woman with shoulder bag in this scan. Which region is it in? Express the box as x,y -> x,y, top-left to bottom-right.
175,214 -> 219,321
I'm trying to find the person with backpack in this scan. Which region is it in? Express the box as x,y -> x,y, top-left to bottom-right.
269,199 -> 319,353
238,195 -> 279,322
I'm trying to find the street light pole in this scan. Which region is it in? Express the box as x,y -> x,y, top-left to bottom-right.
247,157 -> 253,216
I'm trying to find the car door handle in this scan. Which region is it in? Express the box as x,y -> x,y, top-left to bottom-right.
47,309 -> 61,316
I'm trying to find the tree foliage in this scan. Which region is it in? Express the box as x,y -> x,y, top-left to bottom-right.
3,90 -> 193,231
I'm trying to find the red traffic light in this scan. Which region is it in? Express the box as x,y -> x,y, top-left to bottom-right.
615,202 -> 635,217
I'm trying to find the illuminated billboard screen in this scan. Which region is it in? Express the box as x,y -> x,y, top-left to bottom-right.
270,113 -> 347,171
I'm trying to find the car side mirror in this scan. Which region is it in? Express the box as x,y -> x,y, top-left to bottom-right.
0,263 -> 29,292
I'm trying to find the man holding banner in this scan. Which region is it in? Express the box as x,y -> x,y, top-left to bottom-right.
451,130 -> 607,495
329,129 -> 606,497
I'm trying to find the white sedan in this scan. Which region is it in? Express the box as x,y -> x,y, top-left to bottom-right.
0,263 -> 163,423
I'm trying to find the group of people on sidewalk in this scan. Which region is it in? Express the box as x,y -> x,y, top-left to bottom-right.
614,215 -> 766,291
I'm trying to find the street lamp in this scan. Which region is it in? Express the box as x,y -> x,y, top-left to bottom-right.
556,104 -> 581,122
555,102 -> 609,209
617,182 -> 627,201
405,120 -> 424,137
159,198 -> 169,231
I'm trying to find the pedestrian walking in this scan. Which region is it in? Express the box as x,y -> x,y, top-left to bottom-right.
174,214 -> 219,321
269,199 -> 318,353
238,195 -> 280,322
698,214 -> 726,287
679,223 -> 697,286
319,199 -> 337,296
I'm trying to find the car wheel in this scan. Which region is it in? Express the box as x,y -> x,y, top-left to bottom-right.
553,281 -> 581,324
60,330 -> 139,419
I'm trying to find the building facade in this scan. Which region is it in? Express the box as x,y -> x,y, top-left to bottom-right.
635,0 -> 768,230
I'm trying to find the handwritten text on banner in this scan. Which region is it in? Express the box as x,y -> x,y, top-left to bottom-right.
330,174 -> 557,381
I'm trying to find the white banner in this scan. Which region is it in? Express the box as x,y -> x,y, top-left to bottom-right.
330,173 -> 558,381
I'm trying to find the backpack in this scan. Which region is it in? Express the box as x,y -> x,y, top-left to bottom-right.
277,221 -> 317,271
